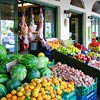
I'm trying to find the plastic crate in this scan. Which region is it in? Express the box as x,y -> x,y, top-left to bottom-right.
61,90 -> 76,100
76,78 -> 97,96
47,59 -> 55,67
77,89 -> 97,100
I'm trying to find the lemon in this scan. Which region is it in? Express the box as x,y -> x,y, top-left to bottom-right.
38,52 -> 45,57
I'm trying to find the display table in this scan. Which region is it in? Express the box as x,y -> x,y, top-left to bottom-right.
52,49 -> 100,94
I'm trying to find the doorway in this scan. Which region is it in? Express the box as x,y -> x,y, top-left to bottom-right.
70,12 -> 83,44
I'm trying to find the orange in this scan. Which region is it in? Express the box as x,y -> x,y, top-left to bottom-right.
45,95 -> 51,100
11,90 -> 17,95
24,85 -> 30,90
6,93 -> 12,99
21,95 -> 25,100
51,94 -> 55,99
17,91 -> 23,97
30,98 -> 36,100
57,89 -> 62,95
37,96 -> 43,100
11,95 -> 17,100
57,95 -> 61,100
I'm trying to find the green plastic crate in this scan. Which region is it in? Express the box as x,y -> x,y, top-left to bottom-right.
47,59 -> 55,67
76,78 -> 97,96
61,90 -> 76,100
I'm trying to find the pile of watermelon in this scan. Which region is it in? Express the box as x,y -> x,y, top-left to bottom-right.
0,45 -> 51,98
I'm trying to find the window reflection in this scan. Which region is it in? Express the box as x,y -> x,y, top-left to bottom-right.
45,8 -> 55,39
0,4 -> 14,54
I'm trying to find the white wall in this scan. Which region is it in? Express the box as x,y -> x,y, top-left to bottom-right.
37,0 -> 100,47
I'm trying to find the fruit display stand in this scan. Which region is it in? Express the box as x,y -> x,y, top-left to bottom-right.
88,42 -> 100,52
52,49 -> 100,94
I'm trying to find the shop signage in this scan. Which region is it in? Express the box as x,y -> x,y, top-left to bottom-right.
6,60 -> 17,72
55,0 -> 60,1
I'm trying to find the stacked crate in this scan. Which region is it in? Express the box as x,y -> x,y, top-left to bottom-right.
76,78 -> 97,100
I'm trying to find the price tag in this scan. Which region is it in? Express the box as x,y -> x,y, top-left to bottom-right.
6,60 -> 18,72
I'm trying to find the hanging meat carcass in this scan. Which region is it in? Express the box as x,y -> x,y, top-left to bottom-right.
18,8 -> 29,52
38,7 -> 47,47
28,13 -> 37,41
38,7 -> 52,51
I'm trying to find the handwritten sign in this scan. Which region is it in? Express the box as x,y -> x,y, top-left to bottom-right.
6,60 -> 18,72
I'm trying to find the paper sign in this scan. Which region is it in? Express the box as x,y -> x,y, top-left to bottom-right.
6,60 -> 17,72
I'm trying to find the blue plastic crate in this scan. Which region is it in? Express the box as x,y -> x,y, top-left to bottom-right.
77,89 -> 97,100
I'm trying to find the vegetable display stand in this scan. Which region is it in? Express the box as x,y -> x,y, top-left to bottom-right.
77,89 -> 97,100
76,78 -> 97,96
61,90 -> 76,100
52,50 -> 100,94
52,50 -> 100,78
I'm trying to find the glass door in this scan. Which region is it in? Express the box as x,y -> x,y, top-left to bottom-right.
0,2 -> 16,54
44,7 -> 56,39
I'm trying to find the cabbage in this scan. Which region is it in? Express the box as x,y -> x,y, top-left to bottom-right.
19,54 -> 38,68
10,64 -> 27,81
37,56 -> 48,69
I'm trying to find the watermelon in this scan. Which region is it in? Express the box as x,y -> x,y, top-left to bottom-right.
10,64 -> 27,81
0,84 -> 7,98
0,74 -> 9,83
6,79 -> 21,92
40,67 -> 51,77
9,53 -> 23,61
0,57 -> 16,74
0,45 -> 7,61
19,54 -> 38,68
25,68 -> 40,82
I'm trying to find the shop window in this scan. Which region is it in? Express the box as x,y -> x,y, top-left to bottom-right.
92,1 -> 100,14
44,7 -> 56,39
0,3 -> 15,54
70,0 -> 84,9
91,17 -> 100,39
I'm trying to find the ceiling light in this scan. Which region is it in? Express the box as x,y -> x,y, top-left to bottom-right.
18,3 -> 33,7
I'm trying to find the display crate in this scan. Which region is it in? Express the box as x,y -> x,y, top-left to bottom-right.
47,59 -> 55,67
77,89 -> 97,100
61,90 -> 76,100
76,78 -> 97,96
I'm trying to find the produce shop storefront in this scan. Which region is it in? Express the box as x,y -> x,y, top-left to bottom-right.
0,0 -> 57,54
